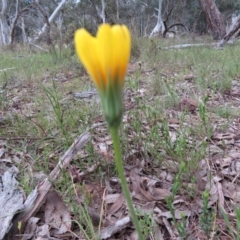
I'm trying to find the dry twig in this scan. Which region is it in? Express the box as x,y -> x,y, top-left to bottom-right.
8,132 -> 91,238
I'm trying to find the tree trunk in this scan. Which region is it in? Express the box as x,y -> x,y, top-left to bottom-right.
101,0 -> 106,23
0,0 -> 10,46
9,0 -> 19,45
0,0 -> 31,46
199,0 -> 226,40
21,17 -> 28,43
33,0 -> 67,43
89,0 -> 106,24
34,0 -> 51,45
116,0 -> 119,20
149,0 -> 165,37
217,14 -> 240,47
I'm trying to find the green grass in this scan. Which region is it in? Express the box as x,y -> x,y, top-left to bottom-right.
1,38 -> 240,239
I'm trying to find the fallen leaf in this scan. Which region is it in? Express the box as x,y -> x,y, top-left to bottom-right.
104,193 -> 121,204
36,224 -> 49,237
211,133 -> 235,146
160,209 -> 191,220
180,98 -> 198,112
23,217 -> 40,240
101,216 -> 130,239
147,179 -> 171,200
107,193 -> 125,216
44,190 -> 71,235
183,73 -> 196,81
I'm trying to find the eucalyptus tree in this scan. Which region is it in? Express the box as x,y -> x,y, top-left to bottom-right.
0,0 -> 67,47
149,0 -> 165,37
198,0 -> 240,42
199,0 -> 226,39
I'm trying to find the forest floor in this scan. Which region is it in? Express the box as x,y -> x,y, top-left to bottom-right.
1,36 -> 240,240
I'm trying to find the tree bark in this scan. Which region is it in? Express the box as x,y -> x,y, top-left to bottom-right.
0,0 -> 10,46
217,14 -> 240,47
9,0 -> 19,45
116,0 -> 119,20
199,0 -> 226,40
21,17 -> 27,43
101,0 -> 106,23
0,0 -> 31,46
10,4 -> 31,45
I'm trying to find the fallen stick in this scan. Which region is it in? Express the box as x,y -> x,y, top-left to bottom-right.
0,68 -> 15,72
0,167 -> 24,239
100,216 -> 131,239
28,41 -> 49,52
8,132 -> 91,238
161,43 -> 215,49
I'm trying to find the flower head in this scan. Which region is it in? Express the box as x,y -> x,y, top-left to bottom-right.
74,24 -> 131,127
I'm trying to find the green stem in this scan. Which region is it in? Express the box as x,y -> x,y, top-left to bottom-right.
110,127 -> 143,240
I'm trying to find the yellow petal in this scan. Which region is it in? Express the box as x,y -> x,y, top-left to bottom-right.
112,25 -> 131,86
96,24 -> 113,87
74,29 -> 104,89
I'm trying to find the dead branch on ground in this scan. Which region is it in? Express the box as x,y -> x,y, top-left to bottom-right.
0,68 -> 15,72
161,43 -> 215,49
8,132 -> 91,238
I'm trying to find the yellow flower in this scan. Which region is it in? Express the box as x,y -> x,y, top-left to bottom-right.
74,24 -> 131,127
